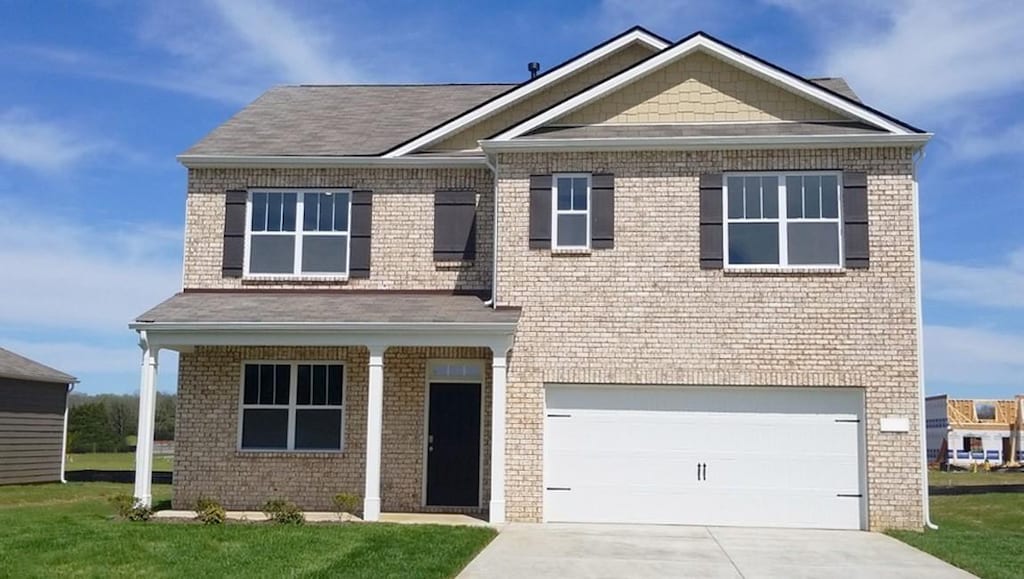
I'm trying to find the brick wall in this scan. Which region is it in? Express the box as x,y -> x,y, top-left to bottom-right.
174,345 -> 492,512
494,148 -> 923,530
558,52 -> 846,125
182,167 -> 493,290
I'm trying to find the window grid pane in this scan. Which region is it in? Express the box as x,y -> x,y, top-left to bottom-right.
556,178 -> 572,210
572,178 -> 588,210
267,193 -> 282,232
727,177 -> 744,219
242,362 -> 345,451
251,193 -> 267,231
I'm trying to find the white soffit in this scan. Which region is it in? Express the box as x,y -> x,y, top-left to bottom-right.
493,34 -> 922,141
384,28 -> 670,158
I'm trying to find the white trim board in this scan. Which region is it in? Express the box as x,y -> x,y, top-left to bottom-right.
383,28 -> 670,158
492,33 -> 924,142
480,133 -> 931,152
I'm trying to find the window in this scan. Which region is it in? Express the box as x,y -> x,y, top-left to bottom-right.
961,437 -> 983,453
975,402 -> 996,421
246,191 -> 351,277
552,174 -> 590,249
724,173 -> 842,267
240,362 -> 345,451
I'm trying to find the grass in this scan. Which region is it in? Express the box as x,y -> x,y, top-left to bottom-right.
889,493 -> 1024,579
0,483 -> 495,578
65,453 -> 173,472
929,469 -> 1024,487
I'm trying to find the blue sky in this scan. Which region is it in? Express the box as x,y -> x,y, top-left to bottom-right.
0,0 -> 1021,398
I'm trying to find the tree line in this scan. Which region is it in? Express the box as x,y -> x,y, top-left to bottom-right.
67,392 -> 175,453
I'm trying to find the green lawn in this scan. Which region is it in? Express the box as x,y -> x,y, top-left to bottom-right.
0,483 -> 495,578
890,493 -> 1024,579
929,469 -> 1024,487
65,453 -> 174,471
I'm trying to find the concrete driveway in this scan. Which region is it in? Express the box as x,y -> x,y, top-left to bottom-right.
459,524 -> 975,578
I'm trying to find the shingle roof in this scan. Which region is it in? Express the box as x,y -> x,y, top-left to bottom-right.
809,78 -> 861,103
0,347 -> 77,384
134,292 -> 521,325
184,84 -> 514,157
523,121 -> 883,140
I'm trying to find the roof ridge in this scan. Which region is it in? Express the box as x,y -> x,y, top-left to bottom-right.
289,83 -> 518,88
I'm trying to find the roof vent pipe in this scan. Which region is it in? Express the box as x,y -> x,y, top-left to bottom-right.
528,62 -> 540,79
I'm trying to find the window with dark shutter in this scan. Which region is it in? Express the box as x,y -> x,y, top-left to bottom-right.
842,172 -> 869,269
591,173 -> 615,249
222,190 -> 248,277
529,175 -> 552,249
349,190 -> 373,278
699,174 -> 724,269
433,191 -> 477,261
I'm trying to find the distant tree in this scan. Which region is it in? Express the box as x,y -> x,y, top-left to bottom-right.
154,393 -> 176,441
103,395 -> 138,449
69,402 -> 120,453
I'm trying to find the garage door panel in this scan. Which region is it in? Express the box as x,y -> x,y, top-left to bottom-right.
544,385 -> 865,530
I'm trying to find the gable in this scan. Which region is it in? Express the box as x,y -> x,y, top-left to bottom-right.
428,42 -> 658,151
554,51 -> 847,126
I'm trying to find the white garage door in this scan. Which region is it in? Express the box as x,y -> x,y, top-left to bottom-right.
544,385 -> 865,530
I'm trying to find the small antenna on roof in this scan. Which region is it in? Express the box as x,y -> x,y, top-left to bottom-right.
528,62 -> 541,80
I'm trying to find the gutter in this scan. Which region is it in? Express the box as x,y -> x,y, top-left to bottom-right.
484,154 -> 499,308
129,321 -> 518,333
913,146 -> 938,531
177,154 -> 489,169
480,133 -> 933,153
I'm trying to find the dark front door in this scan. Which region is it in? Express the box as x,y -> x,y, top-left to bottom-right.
426,382 -> 481,507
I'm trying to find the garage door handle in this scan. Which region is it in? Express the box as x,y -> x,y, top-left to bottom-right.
836,493 -> 862,498
546,487 -> 571,491
697,462 -> 706,481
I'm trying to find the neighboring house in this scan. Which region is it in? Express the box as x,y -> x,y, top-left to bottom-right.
130,28 -> 934,531
926,395 -> 1024,467
0,347 -> 77,485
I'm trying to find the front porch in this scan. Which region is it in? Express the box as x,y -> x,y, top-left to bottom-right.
129,292 -> 518,524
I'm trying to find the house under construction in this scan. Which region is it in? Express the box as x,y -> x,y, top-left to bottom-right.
926,395 -> 1024,466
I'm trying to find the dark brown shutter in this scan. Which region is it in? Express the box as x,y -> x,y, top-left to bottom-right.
529,175 -> 552,249
434,191 -> 477,261
842,172 -> 869,269
349,190 -> 373,278
222,189 -> 247,278
699,174 -> 724,269
591,173 -> 615,249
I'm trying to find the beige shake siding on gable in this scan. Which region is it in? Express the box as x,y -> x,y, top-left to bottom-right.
494,148 -> 922,529
557,51 -> 848,125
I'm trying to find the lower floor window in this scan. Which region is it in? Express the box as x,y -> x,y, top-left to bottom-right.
240,362 -> 345,451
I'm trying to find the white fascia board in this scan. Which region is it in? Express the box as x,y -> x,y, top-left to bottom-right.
177,154 -> 488,169
133,321 -> 518,352
382,29 -> 670,158
494,36 -> 920,141
480,133 -> 932,152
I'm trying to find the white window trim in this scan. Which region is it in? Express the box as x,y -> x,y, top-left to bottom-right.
723,171 -> 844,270
237,360 -> 347,453
551,173 -> 592,251
243,189 -> 353,279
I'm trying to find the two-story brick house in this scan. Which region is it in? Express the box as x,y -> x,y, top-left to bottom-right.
131,28 -> 932,530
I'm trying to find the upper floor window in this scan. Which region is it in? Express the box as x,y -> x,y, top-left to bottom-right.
724,173 -> 842,267
552,174 -> 590,250
246,190 -> 351,277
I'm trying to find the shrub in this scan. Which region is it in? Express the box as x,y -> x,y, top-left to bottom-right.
195,497 -> 226,525
108,494 -> 152,522
332,493 -> 361,516
262,499 -> 304,525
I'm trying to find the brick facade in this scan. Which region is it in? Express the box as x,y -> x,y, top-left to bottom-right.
494,148 -> 922,529
173,345 -> 492,512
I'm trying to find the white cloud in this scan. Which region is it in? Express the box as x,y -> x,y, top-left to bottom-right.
925,325 -> 1024,389
0,109 -> 104,172
0,205 -> 182,332
132,0 -> 364,102
924,250 -> 1024,309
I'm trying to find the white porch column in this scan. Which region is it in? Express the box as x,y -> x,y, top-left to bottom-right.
363,346 -> 385,521
489,352 -> 508,524
133,339 -> 159,507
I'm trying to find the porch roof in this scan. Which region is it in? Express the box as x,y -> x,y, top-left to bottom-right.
133,291 -> 520,327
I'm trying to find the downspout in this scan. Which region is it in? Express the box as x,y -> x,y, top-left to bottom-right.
913,146 -> 938,530
484,153 -> 499,308
60,382 -> 75,483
